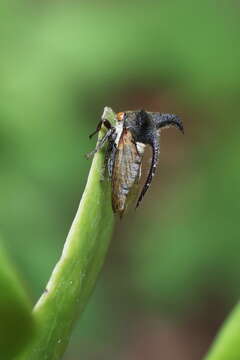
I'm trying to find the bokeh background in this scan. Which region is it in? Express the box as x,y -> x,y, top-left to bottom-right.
1,1 -> 240,359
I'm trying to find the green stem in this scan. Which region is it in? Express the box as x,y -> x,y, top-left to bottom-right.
204,303 -> 240,360
18,108 -> 116,360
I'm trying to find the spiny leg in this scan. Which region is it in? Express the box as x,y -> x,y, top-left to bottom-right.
105,132 -> 117,178
86,127 -> 115,159
136,138 -> 160,208
89,119 -> 112,139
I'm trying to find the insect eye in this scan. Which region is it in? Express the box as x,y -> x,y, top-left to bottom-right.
117,112 -> 125,122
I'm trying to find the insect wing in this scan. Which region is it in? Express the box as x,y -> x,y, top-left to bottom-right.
112,129 -> 143,216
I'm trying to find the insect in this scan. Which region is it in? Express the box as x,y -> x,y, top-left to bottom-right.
88,107 -> 184,217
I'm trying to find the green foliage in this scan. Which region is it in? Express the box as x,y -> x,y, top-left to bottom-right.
204,304 -> 240,360
0,0 -> 240,359
0,245 -> 34,359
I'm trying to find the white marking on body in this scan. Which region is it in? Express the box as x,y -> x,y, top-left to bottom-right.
136,142 -> 146,155
138,164 -> 142,180
115,121 -> 123,146
102,107 -> 109,120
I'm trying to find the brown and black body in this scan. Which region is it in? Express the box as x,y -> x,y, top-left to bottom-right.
88,107 -> 184,217
111,127 -> 144,217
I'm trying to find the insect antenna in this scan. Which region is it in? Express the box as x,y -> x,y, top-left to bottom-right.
89,119 -> 113,139
89,120 -> 103,139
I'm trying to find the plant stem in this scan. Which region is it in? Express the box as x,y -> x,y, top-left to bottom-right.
17,108 -> 116,360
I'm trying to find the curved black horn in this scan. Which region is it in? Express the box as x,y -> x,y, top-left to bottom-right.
153,113 -> 184,134
136,137 -> 160,208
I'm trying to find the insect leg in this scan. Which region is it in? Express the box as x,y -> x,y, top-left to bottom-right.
106,135 -> 117,178
86,127 -> 115,159
89,119 -> 113,139
136,137 -> 160,208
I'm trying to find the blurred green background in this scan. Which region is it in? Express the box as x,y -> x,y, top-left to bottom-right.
1,0 -> 240,359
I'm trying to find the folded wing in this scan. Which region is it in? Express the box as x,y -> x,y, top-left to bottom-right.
112,129 -> 144,217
